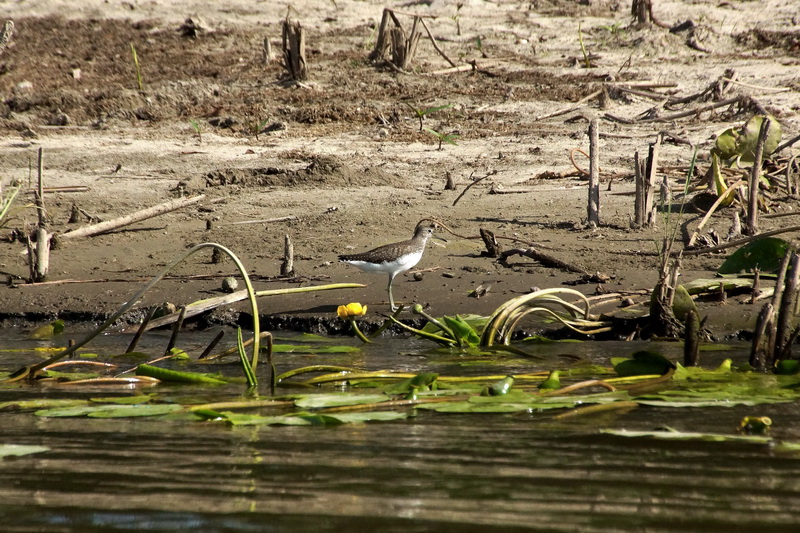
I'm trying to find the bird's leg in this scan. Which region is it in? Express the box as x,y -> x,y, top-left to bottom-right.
387,274 -> 398,312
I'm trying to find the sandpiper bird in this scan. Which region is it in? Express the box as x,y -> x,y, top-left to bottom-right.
339,222 -> 437,311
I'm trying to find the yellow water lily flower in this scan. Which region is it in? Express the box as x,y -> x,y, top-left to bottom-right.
337,302 -> 367,318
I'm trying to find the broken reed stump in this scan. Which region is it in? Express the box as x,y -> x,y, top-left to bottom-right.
369,8 -> 455,71
30,147 -> 51,283
479,228 -> 502,258
281,19 -> 308,81
683,309 -> 701,367
370,8 -> 421,70
633,135 -> 661,228
587,117 -> 600,227
744,116 -> 772,236
280,233 -> 295,276
750,248 -> 800,370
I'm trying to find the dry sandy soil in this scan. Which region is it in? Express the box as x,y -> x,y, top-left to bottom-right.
0,0 -> 799,338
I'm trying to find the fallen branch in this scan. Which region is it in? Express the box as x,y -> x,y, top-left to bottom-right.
120,282 -> 366,333
219,215 -> 298,226
684,225 -> 800,255
499,247 -> 588,275
61,195 -> 205,240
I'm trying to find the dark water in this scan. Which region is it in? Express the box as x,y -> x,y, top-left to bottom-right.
2,330 -> 800,532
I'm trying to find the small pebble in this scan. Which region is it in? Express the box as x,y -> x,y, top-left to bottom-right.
222,276 -> 238,293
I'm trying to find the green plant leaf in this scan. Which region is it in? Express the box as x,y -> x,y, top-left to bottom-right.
442,315 -> 481,346
718,237 -> 789,275
135,364 -> 228,385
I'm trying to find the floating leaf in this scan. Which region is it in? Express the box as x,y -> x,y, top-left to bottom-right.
0,399 -> 89,411
272,344 -> 361,354
602,428 -> 772,443
89,395 -> 154,405
0,444 -> 50,459
718,237 -> 789,275
87,404 -> 183,418
294,393 -> 389,409
36,403 -> 182,418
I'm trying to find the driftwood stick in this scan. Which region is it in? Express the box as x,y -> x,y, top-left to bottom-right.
61,194 -> 205,240
745,117 -> 772,235
683,225 -> 800,255
587,117 -> 600,226
499,247 -> 588,275
639,95 -> 744,123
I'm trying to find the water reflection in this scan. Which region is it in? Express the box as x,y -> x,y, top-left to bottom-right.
2,330 -> 800,531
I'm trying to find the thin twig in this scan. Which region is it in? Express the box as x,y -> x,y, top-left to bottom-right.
452,170 -> 497,206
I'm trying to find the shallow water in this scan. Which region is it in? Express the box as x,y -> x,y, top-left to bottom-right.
2,329 -> 800,532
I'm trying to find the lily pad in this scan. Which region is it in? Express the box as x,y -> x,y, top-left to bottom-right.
294,393 -> 389,409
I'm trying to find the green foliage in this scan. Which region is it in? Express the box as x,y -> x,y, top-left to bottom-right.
0,178 -> 21,228
404,102 -> 452,132
481,376 -> 514,396
189,119 -> 202,143
424,127 -> 459,150
717,237 -> 790,275
130,42 -> 144,92
29,319 -> 65,339
538,370 -> 561,390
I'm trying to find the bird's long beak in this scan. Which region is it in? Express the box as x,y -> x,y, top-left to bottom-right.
431,235 -> 447,248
